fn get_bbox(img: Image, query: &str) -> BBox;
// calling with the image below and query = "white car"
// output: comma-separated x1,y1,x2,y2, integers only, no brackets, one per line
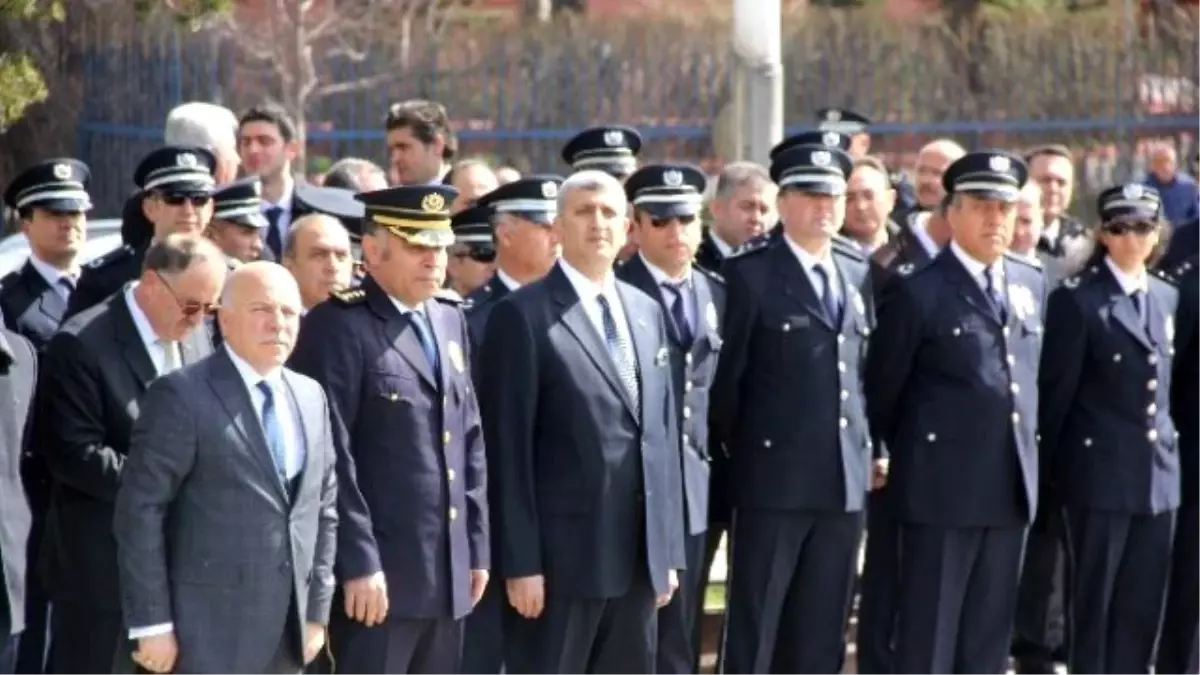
0,218,124,278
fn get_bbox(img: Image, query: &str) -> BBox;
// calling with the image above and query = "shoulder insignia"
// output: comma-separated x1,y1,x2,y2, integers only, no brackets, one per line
897,262,916,276
1150,266,1178,285
694,264,725,285
434,288,463,305
1062,276,1081,289
330,288,366,305
1171,257,1196,278
730,237,770,258
84,245,132,269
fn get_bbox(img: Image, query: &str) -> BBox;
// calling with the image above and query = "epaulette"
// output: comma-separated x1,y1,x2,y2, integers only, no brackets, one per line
1061,262,1102,290
1171,256,1197,278
1150,266,1178,285
893,259,930,277
433,288,463,305
730,237,770,258
330,287,366,305
84,244,133,270
832,235,868,261
694,264,725,285
1002,250,1042,272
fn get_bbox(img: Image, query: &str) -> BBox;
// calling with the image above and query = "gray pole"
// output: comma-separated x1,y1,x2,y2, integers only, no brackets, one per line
732,0,783,165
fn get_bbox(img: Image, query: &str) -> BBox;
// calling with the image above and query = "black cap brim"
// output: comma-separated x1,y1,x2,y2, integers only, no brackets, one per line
158,182,216,197
510,210,555,225
33,197,91,213
639,201,702,219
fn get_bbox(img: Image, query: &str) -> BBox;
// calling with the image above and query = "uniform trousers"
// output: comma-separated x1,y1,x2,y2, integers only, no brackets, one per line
857,487,901,674
657,529,707,674
721,509,863,674
330,612,463,674
1065,508,1175,674
894,524,1026,674
1158,501,1200,674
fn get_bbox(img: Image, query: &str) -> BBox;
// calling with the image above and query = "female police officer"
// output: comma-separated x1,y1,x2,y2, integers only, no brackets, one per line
1038,183,1180,674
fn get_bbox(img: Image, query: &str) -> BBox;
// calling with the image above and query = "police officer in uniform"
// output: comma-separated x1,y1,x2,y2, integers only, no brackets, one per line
712,143,877,673
615,163,725,674
1159,253,1199,675
463,176,563,347
1039,184,1180,674
67,146,217,317
751,130,853,249
206,176,270,264
287,184,489,674
865,151,1045,673
0,158,92,675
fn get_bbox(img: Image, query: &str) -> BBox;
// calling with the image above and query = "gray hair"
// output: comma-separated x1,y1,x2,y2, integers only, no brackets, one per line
323,157,386,192
164,102,238,151
556,170,627,217
713,161,771,201
283,214,350,259
142,233,224,275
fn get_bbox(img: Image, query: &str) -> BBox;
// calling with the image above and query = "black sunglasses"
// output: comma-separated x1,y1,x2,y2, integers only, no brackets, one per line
153,270,219,317
1102,220,1158,236
649,214,698,229
158,193,212,208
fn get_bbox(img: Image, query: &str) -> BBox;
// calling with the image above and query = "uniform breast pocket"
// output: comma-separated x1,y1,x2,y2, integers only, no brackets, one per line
756,312,815,364
367,371,427,409
931,317,992,371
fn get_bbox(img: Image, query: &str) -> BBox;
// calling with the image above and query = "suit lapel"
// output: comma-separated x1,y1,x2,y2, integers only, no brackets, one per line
281,371,315,510
21,263,67,326
428,301,464,385
1147,286,1167,347
364,277,438,389
774,244,835,331
206,351,289,506
549,266,635,416
691,272,721,355
621,256,686,347
111,291,159,389
835,256,864,334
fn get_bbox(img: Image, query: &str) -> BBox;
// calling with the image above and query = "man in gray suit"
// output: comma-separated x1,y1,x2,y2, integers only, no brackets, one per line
113,262,338,674
0,320,37,674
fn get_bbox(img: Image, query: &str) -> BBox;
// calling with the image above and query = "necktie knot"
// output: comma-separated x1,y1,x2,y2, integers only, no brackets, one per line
813,264,842,324
58,276,76,292
256,380,274,401
409,310,440,375
660,281,694,347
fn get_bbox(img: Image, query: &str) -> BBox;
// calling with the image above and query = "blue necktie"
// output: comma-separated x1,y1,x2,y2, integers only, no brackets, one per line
597,295,640,411
985,266,1008,323
814,265,842,325
409,311,440,377
256,381,288,484
661,281,694,347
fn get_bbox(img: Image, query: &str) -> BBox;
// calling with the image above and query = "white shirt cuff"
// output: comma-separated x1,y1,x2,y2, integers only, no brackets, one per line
129,622,174,639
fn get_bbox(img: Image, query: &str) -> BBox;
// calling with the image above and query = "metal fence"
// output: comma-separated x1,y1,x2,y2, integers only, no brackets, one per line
65,7,1200,217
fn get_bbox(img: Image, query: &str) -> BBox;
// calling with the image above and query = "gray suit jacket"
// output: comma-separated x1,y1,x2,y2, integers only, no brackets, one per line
113,349,338,673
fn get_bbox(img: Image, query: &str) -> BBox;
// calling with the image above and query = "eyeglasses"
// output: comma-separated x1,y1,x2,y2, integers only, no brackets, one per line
153,270,219,317
158,193,212,208
1102,220,1158,236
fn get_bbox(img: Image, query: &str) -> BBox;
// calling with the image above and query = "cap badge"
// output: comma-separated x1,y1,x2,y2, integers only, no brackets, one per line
827,109,842,122
603,130,624,147
663,169,683,187
1122,184,1144,200
421,192,446,213
822,132,840,148
52,163,72,180
177,152,198,168
812,150,832,167
988,155,1011,173
541,181,558,199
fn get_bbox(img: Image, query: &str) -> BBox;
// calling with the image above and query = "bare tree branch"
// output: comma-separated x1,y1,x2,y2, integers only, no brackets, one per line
312,70,402,98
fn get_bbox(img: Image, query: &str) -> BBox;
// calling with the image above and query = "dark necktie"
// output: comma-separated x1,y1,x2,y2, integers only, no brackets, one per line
409,311,440,378
814,264,842,326
985,265,1008,323
256,381,288,484
265,206,284,259
661,281,694,347
57,276,75,298
597,295,640,410
1131,288,1150,329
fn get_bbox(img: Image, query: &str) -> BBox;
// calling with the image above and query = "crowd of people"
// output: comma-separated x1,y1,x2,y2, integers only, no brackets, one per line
0,96,1196,675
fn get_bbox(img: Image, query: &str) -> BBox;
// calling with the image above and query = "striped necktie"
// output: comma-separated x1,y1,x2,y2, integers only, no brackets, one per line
596,294,639,411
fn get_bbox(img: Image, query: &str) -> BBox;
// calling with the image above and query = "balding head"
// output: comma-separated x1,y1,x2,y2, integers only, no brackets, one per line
218,261,303,373
914,139,967,209
282,214,354,310
1150,144,1178,183
136,233,227,342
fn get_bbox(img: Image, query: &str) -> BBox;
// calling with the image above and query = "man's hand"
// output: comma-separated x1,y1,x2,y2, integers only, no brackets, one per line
343,571,389,627
871,458,889,490
133,632,178,674
303,622,326,665
506,574,545,619
656,568,680,608
470,569,490,608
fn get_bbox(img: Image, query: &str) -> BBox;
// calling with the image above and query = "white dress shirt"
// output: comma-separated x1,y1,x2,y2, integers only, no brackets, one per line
558,259,634,352
1104,255,1149,296
638,253,696,335
949,241,1006,294
496,269,522,292
124,284,178,375
28,255,78,301
782,235,842,309
911,212,943,258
